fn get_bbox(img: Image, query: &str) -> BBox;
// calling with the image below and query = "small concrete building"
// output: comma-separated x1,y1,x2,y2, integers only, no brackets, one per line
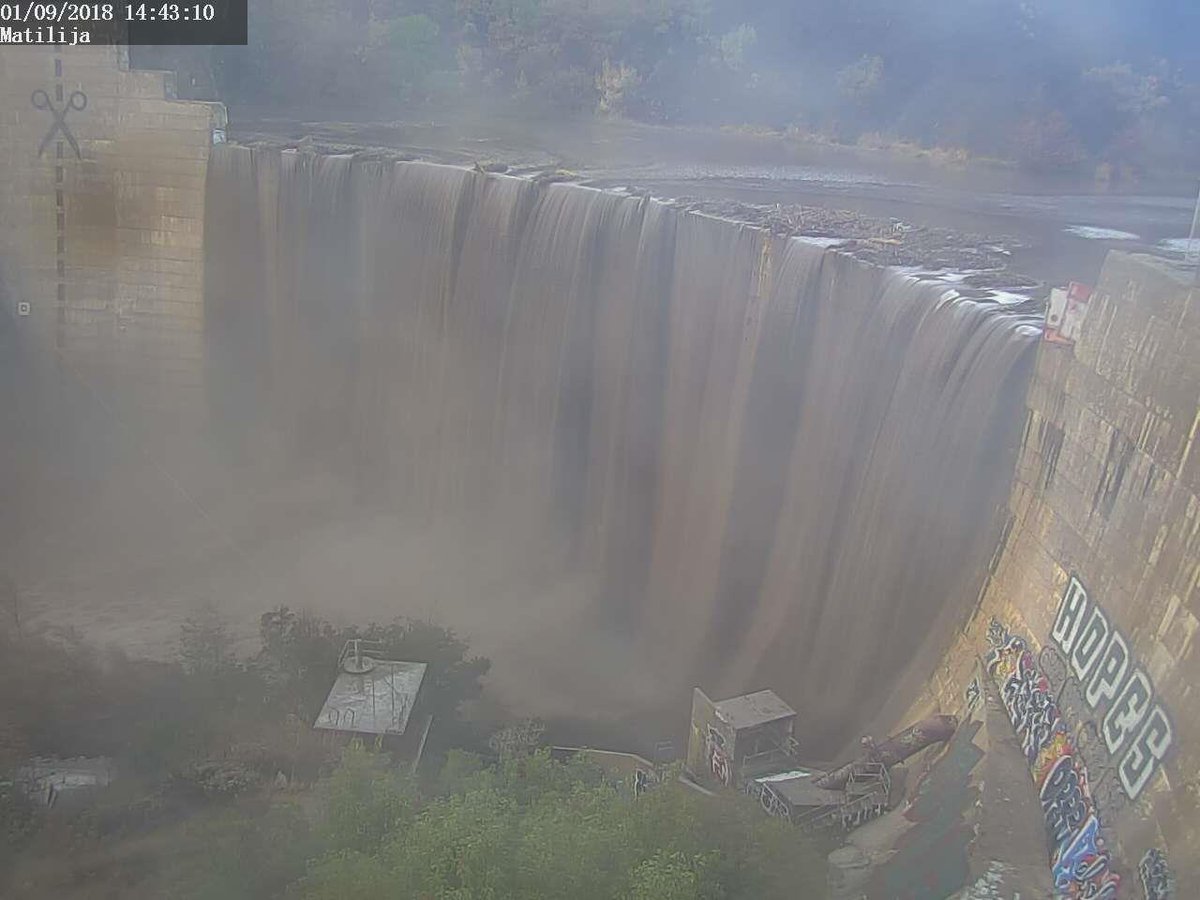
313,640,432,769
687,688,800,788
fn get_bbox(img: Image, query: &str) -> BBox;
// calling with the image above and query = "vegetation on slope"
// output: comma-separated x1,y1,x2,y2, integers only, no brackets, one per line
294,747,826,900
137,0,1200,177
0,612,827,898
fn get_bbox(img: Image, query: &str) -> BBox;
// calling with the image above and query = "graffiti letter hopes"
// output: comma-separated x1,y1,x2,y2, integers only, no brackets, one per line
1051,576,1173,801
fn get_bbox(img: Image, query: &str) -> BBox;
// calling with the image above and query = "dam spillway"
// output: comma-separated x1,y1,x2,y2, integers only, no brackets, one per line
204,147,1039,751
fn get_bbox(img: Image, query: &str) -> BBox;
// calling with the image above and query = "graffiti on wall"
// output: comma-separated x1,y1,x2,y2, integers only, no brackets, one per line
744,779,791,822
1039,644,1130,815
706,725,733,787
1048,576,1174,803
965,676,982,712
1138,848,1174,900
633,768,648,797
985,619,1121,898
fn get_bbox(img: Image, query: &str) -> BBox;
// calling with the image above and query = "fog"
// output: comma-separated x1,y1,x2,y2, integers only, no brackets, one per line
2,2,1197,897
140,0,1200,177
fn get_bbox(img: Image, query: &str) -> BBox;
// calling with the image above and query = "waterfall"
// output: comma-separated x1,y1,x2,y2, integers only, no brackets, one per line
205,147,1037,751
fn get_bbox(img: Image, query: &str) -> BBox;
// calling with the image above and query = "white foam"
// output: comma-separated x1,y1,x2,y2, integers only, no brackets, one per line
1160,237,1200,255
794,235,846,248
1064,225,1140,241
987,290,1031,306
757,769,815,782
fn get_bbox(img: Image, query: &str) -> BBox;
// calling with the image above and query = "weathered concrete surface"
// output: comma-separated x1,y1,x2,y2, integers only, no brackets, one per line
846,667,1052,900
313,659,427,737
910,252,1200,891
0,45,223,413
954,671,1057,898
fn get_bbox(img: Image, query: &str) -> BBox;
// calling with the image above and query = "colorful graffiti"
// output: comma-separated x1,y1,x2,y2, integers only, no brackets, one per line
986,619,1121,899
1038,644,1130,816
1138,848,1174,900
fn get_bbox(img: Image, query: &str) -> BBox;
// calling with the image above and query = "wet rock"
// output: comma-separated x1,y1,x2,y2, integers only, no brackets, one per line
652,193,1035,290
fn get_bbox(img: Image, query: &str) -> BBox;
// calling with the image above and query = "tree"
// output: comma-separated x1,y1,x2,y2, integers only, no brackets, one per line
315,744,417,854
837,54,884,105
1014,111,1086,171
718,24,757,74
366,12,443,98
297,748,829,899
179,610,238,677
134,0,1200,175
172,801,315,900
598,58,641,116
628,849,716,900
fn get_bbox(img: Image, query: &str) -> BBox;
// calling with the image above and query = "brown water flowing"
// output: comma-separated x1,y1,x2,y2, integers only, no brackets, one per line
204,147,1038,752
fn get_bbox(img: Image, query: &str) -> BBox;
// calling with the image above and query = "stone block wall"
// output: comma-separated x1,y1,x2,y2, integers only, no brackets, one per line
0,45,224,415
914,251,1199,894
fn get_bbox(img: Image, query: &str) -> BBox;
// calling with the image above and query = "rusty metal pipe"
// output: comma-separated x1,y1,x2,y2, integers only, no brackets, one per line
815,714,957,790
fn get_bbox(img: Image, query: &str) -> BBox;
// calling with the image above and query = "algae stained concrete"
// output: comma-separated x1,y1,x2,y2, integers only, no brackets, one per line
912,252,1200,889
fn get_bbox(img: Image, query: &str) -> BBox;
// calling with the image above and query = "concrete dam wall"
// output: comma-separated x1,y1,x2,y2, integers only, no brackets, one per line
204,146,1038,751
911,252,1200,894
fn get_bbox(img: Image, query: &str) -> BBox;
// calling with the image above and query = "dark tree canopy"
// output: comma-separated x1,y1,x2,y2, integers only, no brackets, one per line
136,0,1200,175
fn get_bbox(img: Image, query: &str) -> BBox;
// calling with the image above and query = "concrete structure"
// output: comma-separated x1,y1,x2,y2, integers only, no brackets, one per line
314,641,428,739
15,756,115,809
912,252,1200,896
312,640,432,771
0,45,224,414
314,659,428,738
748,767,847,823
549,747,660,797
687,688,800,788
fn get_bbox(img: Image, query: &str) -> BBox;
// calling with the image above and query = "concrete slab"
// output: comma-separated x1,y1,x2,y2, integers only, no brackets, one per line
712,689,796,731
313,659,427,736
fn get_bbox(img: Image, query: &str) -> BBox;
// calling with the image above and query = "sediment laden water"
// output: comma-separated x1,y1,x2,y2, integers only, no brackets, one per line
205,148,1038,749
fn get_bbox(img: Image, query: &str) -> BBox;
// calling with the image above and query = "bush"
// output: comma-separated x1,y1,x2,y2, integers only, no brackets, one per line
0,773,35,869
174,760,262,800
314,745,417,854
1014,111,1087,171
295,749,828,899
174,801,314,900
